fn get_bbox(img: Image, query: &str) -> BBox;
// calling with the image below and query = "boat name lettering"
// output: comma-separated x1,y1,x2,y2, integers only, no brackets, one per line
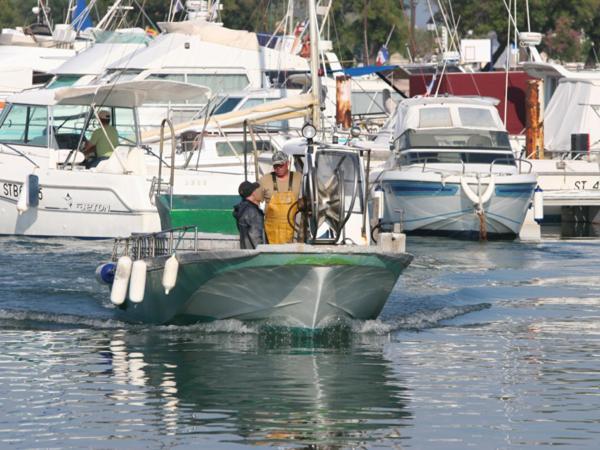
574,180,600,190
73,202,111,213
1,183,43,200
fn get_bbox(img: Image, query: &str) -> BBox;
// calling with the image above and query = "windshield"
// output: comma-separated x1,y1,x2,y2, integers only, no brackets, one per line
0,104,48,146
399,150,515,166
52,105,138,149
0,103,138,149
47,75,82,89
396,128,511,151
213,97,243,115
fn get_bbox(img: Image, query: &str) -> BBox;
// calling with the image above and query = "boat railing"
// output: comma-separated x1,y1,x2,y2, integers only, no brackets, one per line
511,158,533,174
111,226,240,261
112,226,198,261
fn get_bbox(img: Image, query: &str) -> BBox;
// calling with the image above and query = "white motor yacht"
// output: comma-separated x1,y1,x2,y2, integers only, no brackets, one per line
0,80,227,238
372,96,538,239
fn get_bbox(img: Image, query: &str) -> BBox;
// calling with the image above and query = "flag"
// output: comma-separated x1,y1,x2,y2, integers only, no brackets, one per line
375,45,389,66
72,0,92,31
173,0,184,13
425,73,437,96
145,26,158,37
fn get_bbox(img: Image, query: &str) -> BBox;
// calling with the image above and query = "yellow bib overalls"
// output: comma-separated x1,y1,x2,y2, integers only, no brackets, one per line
264,173,298,244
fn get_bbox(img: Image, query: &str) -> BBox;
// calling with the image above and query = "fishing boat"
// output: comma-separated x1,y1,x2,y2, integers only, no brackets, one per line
94,0,411,329
371,96,538,239
101,137,411,328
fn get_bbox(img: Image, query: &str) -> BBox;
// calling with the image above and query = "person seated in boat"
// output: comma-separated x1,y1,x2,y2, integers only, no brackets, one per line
233,180,265,249
83,110,119,168
259,150,302,244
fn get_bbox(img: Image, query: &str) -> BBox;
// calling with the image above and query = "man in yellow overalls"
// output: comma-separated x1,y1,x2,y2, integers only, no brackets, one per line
259,150,302,244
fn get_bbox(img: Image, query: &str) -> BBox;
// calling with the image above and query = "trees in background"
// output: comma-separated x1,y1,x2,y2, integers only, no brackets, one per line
1,0,600,64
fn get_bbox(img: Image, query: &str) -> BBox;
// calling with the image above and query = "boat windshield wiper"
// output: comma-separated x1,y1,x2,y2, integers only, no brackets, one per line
0,142,40,168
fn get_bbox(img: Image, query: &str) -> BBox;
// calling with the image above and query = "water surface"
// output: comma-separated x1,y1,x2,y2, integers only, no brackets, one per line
0,236,599,448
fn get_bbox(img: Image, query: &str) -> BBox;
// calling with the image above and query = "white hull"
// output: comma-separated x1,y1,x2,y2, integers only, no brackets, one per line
0,147,247,238
376,170,537,238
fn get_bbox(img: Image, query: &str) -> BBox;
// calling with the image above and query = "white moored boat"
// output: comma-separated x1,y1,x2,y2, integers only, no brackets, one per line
0,80,210,238
372,96,538,239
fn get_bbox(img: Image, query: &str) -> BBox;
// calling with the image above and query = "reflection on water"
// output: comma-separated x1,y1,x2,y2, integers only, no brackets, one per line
0,328,410,448
106,329,411,448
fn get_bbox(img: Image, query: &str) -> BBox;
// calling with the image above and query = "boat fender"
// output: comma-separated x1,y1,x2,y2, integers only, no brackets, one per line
110,255,132,306
128,260,147,303
460,176,495,206
373,188,385,220
16,174,40,214
479,176,495,204
460,177,480,205
162,254,179,295
95,262,116,285
533,185,544,222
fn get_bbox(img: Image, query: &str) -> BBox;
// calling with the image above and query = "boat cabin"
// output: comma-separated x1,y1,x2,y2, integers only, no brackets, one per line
391,96,517,169
0,80,210,171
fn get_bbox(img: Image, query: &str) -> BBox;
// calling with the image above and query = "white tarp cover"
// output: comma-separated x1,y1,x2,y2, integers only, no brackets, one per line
158,20,259,51
544,78,600,151
54,80,210,107
141,93,314,142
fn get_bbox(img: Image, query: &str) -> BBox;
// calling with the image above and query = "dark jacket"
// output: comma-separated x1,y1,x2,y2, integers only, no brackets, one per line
233,199,265,249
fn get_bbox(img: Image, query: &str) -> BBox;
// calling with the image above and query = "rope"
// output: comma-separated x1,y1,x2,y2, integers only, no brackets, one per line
476,207,488,241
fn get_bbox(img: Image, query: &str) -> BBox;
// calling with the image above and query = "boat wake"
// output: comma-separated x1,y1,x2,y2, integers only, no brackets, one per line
0,302,491,336
0,308,125,330
353,302,492,335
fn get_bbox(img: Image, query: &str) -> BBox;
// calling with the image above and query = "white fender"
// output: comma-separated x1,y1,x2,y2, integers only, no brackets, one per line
460,177,480,204
162,254,179,295
533,186,544,221
128,260,147,303
479,176,496,204
16,179,29,215
110,255,132,306
460,176,495,206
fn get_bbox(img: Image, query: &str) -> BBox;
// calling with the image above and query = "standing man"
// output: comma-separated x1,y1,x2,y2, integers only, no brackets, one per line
83,109,119,168
233,180,265,249
259,150,302,244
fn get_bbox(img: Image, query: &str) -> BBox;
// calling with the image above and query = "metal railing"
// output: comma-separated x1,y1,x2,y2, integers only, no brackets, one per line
111,226,240,261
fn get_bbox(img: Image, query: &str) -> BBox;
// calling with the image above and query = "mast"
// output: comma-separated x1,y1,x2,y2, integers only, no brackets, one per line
308,0,320,127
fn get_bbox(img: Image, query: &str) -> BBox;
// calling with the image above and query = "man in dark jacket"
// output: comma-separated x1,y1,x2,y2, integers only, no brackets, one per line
233,181,265,249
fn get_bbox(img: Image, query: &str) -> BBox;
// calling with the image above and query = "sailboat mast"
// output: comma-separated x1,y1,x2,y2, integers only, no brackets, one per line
308,0,320,127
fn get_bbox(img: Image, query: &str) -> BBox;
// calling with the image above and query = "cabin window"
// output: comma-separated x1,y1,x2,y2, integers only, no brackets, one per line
418,107,452,128
215,140,272,157
351,91,402,116
113,108,137,145
48,75,81,89
398,129,511,150
240,98,267,109
458,107,496,128
215,141,244,157
213,97,243,114
52,105,88,149
98,69,142,84
401,151,515,165
0,104,48,146
186,74,250,93
146,73,185,83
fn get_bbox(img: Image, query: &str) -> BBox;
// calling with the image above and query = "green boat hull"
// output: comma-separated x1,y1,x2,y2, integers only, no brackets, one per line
115,246,412,328
156,194,239,234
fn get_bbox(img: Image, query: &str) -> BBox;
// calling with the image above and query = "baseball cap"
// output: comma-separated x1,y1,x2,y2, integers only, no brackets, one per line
271,150,288,165
98,110,111,120
238,180,261,198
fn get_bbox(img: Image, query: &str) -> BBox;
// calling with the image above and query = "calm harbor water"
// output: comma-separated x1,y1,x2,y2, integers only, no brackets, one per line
1,235,599,449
